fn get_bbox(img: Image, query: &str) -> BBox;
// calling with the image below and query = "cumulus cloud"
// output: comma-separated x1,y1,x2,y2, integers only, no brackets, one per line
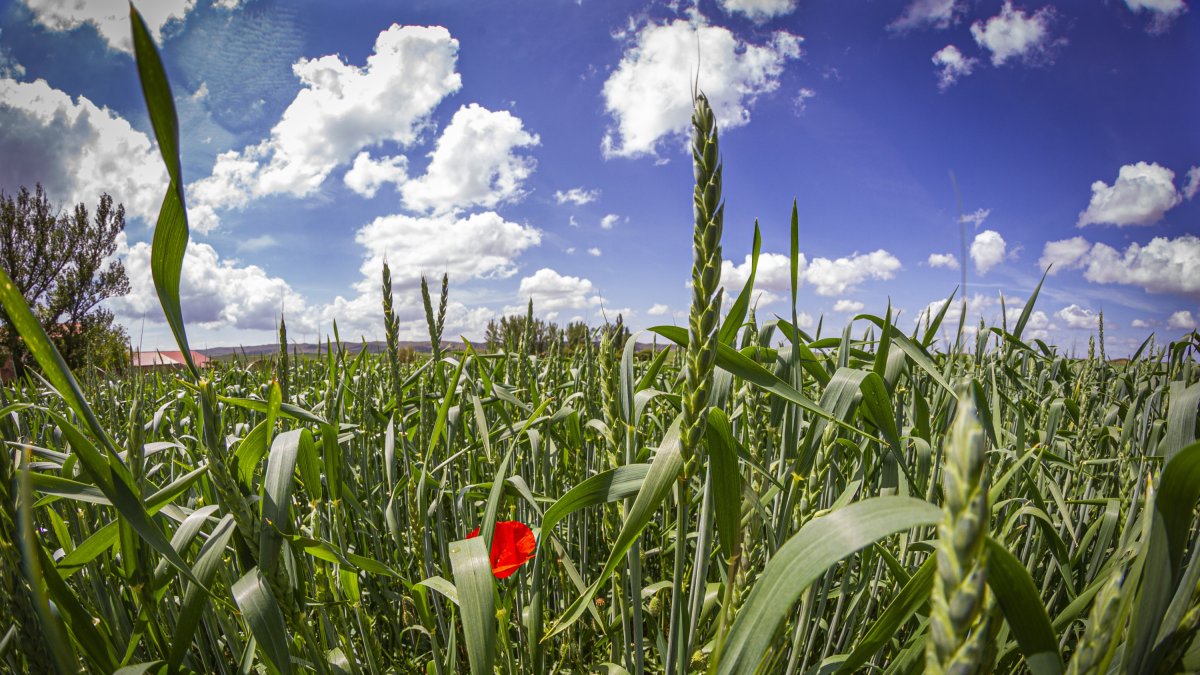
1041,235,1200,296
20,0,195,53
970,2,1060,66
806,250,902,296
588,247,602,257
400,103,538,213
833,299,865,313
717,0,797,21
600,214,621,230
1056,304,1100,330
970,230,1007,275
517,268,601,311
916,293,1054,340
722,252,799,294
1077,161,1183,227
1182,166,1200,201
1124,0,1188,33
1039,235,1091,272
113,239,311,332
928,252,960,269
602,18,802,158
1132,318,1151,329
932,45,977,89
648,303,670,316
1168,310,1197,330
188,25,463,230
353,211,541,295
0,78,167,222
916,293,995,328
890,0,966,31
315,210,542,338
554,187,599,205
343,152,408,198
721,249,899,297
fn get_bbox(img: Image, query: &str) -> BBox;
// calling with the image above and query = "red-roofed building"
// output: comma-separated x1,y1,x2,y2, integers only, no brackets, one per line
130,350,210,370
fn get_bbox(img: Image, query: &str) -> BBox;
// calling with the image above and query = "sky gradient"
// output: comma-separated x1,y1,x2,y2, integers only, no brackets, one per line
1,0,1197,355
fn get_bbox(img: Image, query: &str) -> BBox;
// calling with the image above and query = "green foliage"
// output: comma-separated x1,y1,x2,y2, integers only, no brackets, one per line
0,184,130,377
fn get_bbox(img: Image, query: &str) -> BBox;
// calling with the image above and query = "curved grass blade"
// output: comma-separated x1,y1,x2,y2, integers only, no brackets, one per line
449,536,495,675
130,4,197,377
232,567,292,675
985,537,1063,675
714,497,941,675
544,417,683,639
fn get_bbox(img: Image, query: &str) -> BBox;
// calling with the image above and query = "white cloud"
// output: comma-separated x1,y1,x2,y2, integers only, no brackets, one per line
343,151,408,198
970,2,1059,66
915,292,1055,339
792,88,816,116
400,103,539,214
1056,304,1100,330
1039,236,1091,272
554,187,599,205
717,0,797,21
21,0,195,54
353,211,541,295
113,239,311,332
569,215,580,228
722,252,799,294
721,249,899,297
318,210,542,339
932,45,977,89
0,78,167,222
1167,310,1197,330
588,247,602,257
602,18,802,158
890,0,966,31
648,303,670,316
1132,318,1151,329
916,293,995,330
1043,235,1200,296
517,268,601,311
805,250,902,296
960,207,991,228
970,230,1006,275
1077,161,1183,227
189,25,463,229
928,252,960,269
1182,166,1200,201
600,214,621,230
1124,0,1188,33
833,299,864,313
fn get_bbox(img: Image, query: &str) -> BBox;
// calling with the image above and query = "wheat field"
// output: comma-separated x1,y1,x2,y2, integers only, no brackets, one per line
1,7,1199,675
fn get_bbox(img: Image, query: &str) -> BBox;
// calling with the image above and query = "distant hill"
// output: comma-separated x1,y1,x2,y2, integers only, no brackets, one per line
200,338,670,358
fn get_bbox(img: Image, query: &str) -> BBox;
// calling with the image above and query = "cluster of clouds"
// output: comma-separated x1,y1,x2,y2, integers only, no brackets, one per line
6,0,1196,347
904,0,1186,91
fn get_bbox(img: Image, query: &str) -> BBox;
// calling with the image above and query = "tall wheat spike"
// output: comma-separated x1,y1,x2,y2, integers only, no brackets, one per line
927,383,991,674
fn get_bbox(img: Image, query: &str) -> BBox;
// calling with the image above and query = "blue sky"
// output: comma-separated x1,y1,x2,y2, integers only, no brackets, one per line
0,0,1197,354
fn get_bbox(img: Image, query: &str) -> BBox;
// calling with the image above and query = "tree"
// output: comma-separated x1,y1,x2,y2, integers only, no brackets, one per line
0,185,130,377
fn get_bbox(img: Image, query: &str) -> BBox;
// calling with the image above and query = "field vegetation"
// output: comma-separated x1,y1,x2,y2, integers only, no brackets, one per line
1,7,1199,675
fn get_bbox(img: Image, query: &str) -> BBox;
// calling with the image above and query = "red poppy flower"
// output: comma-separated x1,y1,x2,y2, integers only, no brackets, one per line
466,520,536,579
